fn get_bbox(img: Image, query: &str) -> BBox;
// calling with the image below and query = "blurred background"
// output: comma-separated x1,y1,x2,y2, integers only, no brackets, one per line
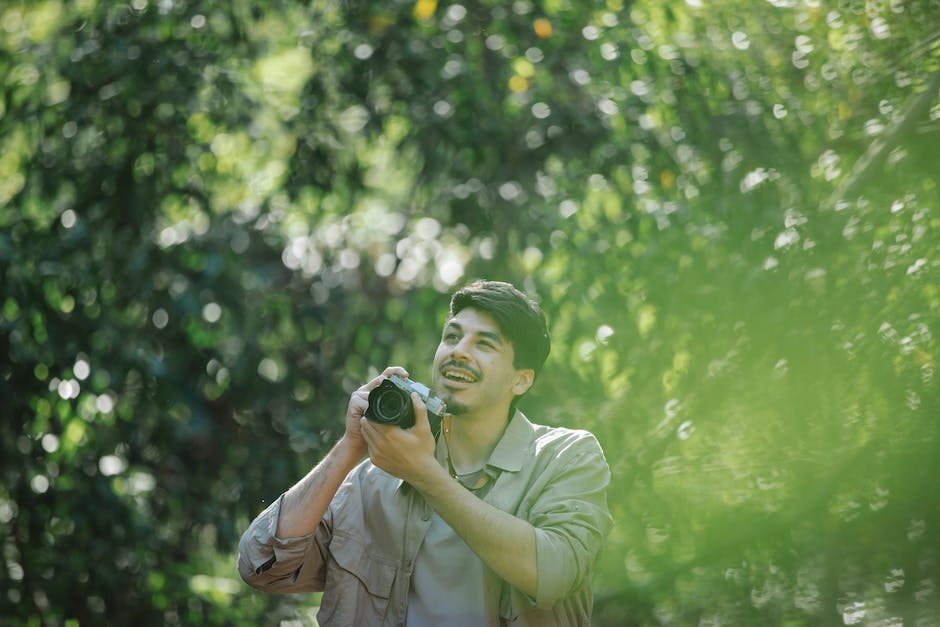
2,0,939,625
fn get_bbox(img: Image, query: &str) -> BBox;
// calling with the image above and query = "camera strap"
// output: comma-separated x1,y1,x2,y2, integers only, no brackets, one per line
442,415,490,491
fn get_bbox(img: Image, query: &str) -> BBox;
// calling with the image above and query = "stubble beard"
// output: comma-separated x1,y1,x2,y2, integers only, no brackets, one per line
434,372,473,417
440,390,470,416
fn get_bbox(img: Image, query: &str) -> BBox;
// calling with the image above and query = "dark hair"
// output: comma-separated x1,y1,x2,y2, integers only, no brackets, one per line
448,280,551,377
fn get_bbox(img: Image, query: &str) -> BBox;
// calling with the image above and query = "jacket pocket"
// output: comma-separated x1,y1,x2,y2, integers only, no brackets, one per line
317,531,398,626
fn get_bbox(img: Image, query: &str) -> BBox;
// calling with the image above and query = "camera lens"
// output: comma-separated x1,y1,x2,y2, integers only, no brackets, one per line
365,378,417,428
366,380,415,427
376,389,406,421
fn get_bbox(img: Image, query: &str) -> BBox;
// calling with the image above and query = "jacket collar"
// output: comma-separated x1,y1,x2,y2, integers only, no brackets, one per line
486,410,536,472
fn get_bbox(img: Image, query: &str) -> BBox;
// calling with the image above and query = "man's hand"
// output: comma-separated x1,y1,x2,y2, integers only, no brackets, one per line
274,366,408,539
360,392,441,484
343,366,409,460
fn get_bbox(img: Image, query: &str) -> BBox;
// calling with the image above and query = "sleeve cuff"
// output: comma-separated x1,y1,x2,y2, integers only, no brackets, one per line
238,495,318,581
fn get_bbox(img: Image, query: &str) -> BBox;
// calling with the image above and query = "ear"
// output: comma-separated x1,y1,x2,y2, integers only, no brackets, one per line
511,368,535,396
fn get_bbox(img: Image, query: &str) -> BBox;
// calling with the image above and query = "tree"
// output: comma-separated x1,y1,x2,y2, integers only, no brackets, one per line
2,0,938,624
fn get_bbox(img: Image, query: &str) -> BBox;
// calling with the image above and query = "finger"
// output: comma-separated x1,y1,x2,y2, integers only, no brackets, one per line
350,391,369,405
411,392,430,432
359,417,376,446
351,391,369,405
360,366,410,392
359,374,386,392
349,397,368,415
382,365,409,379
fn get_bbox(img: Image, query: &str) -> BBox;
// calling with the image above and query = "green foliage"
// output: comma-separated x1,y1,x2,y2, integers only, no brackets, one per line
2,0,939,624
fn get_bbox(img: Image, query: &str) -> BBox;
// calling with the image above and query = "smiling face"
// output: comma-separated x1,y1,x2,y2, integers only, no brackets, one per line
431,307,534,418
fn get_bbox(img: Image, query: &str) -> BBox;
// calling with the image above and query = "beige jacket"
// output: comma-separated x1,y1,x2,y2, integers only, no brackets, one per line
238,411,612,626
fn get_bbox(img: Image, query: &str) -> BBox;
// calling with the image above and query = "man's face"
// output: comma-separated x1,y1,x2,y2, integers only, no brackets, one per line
431,307,529,417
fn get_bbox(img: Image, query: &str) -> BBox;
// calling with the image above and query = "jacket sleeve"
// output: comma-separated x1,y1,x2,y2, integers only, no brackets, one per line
237,494,333,594
527,433,613,609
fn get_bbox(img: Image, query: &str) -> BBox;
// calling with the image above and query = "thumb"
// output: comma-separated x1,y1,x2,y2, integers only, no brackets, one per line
410,392,430,433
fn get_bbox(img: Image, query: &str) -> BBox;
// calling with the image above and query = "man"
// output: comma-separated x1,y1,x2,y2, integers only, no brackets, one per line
238,280,611,626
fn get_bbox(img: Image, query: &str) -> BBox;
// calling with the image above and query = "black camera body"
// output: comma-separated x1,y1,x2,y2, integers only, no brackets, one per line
365,375,447,430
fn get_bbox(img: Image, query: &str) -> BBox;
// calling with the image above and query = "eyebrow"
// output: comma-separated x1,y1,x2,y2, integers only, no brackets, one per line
444,321,505,346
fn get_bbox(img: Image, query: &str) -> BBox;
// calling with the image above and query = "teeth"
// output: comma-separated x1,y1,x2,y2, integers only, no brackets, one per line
444,369,475,382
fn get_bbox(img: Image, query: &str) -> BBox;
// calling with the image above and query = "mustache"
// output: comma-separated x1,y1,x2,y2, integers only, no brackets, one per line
440,360,481,379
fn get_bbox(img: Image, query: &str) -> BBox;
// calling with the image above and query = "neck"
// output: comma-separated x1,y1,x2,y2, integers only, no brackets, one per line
447,403,512,473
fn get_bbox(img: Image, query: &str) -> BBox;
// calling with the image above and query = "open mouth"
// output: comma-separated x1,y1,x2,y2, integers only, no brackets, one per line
442,365,478,384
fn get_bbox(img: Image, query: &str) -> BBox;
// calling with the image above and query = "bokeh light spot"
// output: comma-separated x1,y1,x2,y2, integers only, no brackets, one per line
413,0,437,21
533,18,552,39
202,302,222,323
99,455,126,477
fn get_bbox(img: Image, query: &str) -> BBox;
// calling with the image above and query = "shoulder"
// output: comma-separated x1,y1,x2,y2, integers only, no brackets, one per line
529,419,603,450
527,419,607,463
490,411,609,479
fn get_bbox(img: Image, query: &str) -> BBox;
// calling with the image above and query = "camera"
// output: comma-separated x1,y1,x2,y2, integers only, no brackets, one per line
365,375,447,430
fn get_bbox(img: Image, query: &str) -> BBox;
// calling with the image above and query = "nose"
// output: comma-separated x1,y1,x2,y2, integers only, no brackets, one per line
449,336,472,361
